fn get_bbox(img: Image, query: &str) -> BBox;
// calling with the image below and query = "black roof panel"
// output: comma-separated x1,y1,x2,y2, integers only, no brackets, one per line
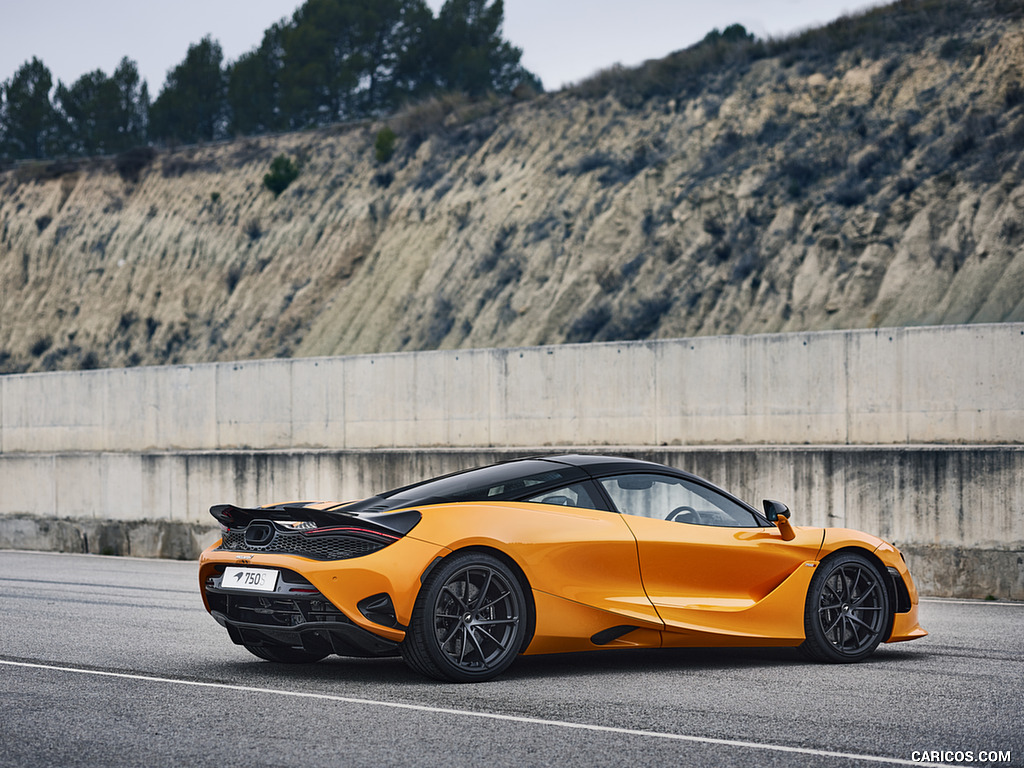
544,454,672,471
337,454,704,515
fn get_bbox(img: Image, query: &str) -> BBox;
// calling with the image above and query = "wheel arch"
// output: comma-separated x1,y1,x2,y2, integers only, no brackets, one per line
419,544,537,653
821,543,886,571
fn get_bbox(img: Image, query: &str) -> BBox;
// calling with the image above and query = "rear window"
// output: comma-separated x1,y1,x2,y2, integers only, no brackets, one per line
380,460,587,506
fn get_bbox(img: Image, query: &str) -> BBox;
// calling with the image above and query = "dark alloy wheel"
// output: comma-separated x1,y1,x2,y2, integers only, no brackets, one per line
243,643,328,663
801,552,891,663
402,552,528,682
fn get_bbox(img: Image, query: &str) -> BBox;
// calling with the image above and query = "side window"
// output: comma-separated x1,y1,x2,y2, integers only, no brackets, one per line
481,471,570,499
597,474,759,527
523,482,602,511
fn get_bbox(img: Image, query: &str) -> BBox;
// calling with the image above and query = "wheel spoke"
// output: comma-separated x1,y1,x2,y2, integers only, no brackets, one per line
475,625,507,650
823,611,843,635
823,581,843,604
439,620,461,646
478,589,512,612
839,617,854,649
848,613,875,632
852,586,878,607
843,614,860,651
830,575,843,603
834,616,845,647
474,570,494,610
847,567,863,599
441,584,467,610
467,627,489,664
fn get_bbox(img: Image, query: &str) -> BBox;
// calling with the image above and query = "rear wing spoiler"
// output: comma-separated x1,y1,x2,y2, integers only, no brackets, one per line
209,503,422,536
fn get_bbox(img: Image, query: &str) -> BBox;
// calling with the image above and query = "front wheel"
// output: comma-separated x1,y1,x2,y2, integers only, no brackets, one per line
402,552,528,682
801,552,891,663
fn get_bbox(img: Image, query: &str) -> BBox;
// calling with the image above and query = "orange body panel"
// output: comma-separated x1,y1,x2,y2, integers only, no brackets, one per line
655,561,820,646
621,516,824,633
890,609,927,642
526,591,663,654
406,501,664,628
872,538,927,642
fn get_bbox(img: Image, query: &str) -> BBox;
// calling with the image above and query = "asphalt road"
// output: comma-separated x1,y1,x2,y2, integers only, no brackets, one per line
0,551,1020,768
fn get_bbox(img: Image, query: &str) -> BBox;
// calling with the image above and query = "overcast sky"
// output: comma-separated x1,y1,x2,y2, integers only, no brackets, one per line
0,0,886,95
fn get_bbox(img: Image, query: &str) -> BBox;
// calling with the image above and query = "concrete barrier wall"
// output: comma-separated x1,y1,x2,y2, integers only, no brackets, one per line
2,445,1021,546
3,323,1023,453
3,324,1022,598
1,446,1021,598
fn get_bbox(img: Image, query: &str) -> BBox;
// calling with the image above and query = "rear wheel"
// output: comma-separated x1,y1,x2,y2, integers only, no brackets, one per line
801,552,891,663
243,643,328,663
402,552,528,682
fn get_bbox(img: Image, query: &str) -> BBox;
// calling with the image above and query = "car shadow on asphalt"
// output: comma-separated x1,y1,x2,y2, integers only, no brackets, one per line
195,643,930,687
503,643,931,680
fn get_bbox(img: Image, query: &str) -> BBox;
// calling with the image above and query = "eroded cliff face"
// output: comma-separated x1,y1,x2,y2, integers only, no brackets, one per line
2,19,1023,373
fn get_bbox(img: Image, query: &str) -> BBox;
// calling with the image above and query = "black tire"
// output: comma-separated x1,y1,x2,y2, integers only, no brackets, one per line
243,643,328,664
401,552,528,682
801,552,891,663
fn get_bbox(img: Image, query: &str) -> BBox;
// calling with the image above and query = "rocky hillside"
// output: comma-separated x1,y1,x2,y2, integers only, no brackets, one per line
2,1,1023,373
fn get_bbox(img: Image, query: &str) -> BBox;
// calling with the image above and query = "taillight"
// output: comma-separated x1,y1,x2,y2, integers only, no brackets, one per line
305,526,399,541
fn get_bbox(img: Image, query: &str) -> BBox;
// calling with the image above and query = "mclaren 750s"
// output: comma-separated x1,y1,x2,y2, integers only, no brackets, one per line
199,454,925,682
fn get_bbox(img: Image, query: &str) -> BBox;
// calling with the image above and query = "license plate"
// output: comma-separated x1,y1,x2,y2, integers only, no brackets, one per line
221,567,279,592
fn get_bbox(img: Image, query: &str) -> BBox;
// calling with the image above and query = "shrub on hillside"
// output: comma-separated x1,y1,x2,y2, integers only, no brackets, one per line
14,160,79,184
573,24,761,104
115,146,156,183
263,154,299,197
374,127,397,163
393,93,467,143
245,218,263,241
30,336,53,357
566,304,612,343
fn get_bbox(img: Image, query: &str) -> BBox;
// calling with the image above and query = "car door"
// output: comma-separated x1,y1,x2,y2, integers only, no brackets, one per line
515,480,663,627
596,473,824,639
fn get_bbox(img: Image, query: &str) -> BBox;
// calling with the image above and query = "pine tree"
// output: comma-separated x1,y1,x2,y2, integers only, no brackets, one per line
1,57,59,159
53,60,146,157
150,36,226,143
228,23,286,136
278,0,434,127
428,0,539,97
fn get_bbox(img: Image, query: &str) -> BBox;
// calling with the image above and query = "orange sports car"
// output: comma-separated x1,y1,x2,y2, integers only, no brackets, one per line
199,454,926,681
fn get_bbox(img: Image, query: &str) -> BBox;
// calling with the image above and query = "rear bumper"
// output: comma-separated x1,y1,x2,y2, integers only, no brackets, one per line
200,535,451,644
204,574,400,657
210,606,399,657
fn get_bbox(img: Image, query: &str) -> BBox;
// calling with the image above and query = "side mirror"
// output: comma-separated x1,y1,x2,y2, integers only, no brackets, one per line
763,500,790,522
763,500,796,541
